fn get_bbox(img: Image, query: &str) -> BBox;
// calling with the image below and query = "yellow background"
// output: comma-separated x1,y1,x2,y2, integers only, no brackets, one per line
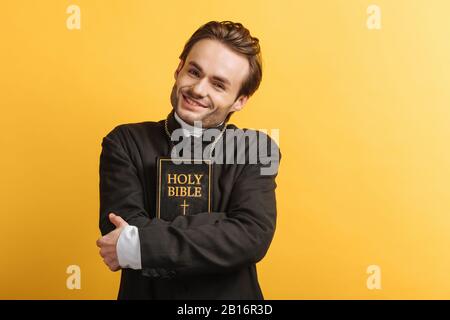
1,0,450,299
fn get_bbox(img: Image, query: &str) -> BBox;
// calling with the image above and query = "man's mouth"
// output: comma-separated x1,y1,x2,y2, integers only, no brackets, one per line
182,93,208,108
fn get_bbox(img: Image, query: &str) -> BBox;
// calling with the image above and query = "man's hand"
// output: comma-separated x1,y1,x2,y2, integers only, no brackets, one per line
96,213,129,272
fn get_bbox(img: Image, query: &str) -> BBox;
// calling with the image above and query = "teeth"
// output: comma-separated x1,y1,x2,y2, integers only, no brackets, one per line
185,95,201,106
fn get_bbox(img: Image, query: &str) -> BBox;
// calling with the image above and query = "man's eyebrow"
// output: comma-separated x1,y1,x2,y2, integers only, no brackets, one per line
188,61,231,86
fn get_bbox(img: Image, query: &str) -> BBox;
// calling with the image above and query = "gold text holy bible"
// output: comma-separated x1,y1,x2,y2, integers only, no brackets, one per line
156,157,212,221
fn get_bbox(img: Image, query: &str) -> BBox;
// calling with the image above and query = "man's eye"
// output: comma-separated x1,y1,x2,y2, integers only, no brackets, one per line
214,83,225,90
188,69,200,77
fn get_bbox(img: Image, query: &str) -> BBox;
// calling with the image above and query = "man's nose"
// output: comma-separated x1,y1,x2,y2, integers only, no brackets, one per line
191,78,208,98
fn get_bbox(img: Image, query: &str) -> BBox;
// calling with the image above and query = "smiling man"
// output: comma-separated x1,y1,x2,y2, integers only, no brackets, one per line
97,21,281,299
172,38,249,127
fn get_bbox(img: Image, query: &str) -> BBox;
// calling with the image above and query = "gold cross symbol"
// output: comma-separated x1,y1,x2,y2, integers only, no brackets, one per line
180,199,189,215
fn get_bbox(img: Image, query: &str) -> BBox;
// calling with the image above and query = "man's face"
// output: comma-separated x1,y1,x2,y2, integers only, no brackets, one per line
170,39,249,127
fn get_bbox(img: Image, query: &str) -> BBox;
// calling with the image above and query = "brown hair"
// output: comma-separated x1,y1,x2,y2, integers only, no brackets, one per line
179,20,263,100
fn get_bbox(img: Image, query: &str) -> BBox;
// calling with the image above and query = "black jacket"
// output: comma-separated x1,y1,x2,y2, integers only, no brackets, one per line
99,110,281,299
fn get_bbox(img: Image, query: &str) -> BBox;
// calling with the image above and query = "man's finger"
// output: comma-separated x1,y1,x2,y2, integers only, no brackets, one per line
100,247,115,257
109,213,128,228
109,262,120,272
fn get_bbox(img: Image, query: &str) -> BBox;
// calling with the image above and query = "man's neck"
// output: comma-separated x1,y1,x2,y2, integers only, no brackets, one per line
174,111,224,137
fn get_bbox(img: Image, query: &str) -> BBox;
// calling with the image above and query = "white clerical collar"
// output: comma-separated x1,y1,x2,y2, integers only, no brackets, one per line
174,111,223,137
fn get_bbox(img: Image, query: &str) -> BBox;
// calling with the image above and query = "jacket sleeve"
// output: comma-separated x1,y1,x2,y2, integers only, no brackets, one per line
138,147,281,278
99,126,152,236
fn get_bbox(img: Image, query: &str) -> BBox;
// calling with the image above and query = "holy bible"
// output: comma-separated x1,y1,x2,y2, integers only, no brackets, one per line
156,157,212,221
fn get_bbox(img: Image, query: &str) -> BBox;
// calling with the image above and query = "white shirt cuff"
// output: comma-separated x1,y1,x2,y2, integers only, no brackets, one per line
116,225,142,270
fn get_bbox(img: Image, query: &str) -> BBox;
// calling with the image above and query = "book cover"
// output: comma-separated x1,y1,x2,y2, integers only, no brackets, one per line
156,157,212,221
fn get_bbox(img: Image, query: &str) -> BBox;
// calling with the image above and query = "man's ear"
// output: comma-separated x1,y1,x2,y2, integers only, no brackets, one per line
174,59,184,80
230,95,249,112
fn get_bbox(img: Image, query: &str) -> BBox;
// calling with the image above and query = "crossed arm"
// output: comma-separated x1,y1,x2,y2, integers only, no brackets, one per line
97,127,280,278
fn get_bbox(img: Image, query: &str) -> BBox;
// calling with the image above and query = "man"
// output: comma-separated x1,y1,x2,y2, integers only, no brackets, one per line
97,20,281,299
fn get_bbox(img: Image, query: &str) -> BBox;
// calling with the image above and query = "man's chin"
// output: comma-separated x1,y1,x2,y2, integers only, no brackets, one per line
176,108,207,125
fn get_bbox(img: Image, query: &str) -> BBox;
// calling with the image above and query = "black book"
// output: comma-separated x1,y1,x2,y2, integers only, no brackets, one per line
156,157,212,221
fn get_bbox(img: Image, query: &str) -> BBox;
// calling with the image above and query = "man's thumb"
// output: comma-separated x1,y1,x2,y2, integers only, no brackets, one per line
109,213,128,228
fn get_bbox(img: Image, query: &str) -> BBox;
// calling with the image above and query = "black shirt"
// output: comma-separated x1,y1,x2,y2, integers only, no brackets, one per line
99,110,281,299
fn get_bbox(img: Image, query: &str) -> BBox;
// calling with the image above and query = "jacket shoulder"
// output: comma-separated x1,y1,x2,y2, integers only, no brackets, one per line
101,120,165,152
104,120,162,140
108,120,162,135
225,124,280,153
